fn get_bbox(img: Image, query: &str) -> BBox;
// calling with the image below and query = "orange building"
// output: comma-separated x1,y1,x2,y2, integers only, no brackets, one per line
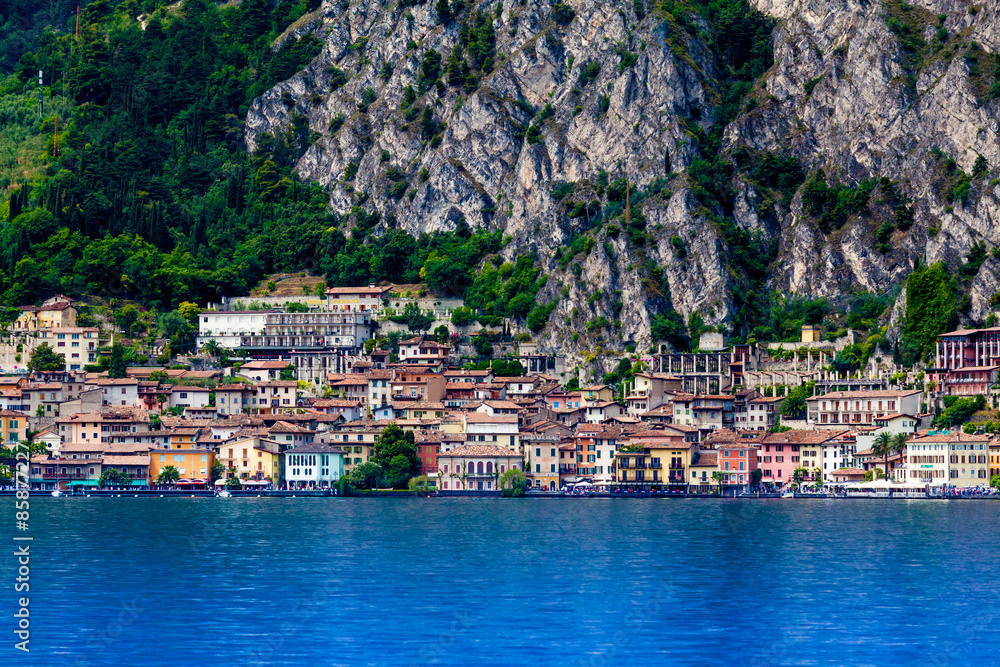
718,444,759,494
149,448,215,487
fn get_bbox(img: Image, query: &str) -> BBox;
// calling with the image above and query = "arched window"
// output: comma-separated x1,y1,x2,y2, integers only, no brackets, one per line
477,461,484,474
486,461,493,474
468,461,475,474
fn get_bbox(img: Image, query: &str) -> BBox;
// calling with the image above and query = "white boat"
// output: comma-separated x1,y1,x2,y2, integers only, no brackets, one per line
781,491,795,498
216,490,231,498
51,490,63,497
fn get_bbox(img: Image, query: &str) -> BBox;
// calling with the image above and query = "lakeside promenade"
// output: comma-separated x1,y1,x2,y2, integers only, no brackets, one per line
8,488,999,499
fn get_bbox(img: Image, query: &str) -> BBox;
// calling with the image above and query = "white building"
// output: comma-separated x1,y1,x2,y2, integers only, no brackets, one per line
282,443,346,488
584,401,626,424
464,413,520,454
94,379,140,407
806,390,923,429
196,311,274,349
900,432,990,487
168,386,213,410
325,285,392,313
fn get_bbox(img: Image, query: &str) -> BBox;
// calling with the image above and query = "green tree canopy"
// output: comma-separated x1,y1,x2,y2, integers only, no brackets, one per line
27,343,65,371
371,423,420,485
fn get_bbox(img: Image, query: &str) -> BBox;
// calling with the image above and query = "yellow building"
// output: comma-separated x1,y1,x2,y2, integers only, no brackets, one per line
150,448,215,484
326,422,384,472
14,296,78,331
0,410,27,446
990,442,1000,479
801,325,822,343
524,435,562,491
217,436,282,484
615,430,696,489
581,385,615,404
688,450,720,493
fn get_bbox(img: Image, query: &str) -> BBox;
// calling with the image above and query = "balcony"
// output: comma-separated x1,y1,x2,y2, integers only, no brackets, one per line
668,474,685,484
38,472,94,480
668,464,685,470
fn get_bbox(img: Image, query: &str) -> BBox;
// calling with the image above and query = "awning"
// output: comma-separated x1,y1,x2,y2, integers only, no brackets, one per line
67,480,99,486
241,480,270,486
213,479,227,486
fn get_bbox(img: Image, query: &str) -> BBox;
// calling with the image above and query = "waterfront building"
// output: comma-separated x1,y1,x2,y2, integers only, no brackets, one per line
718,444,759,494
757,430,847,487
991,441,1000,480
218,436,283,485
149,448,215,486
571,423,629,486
524,434,561,491
615,428,693,490
282,443,346,488
99,455,151,488
901,432,990,486
436,444,522,491
688,450,719,493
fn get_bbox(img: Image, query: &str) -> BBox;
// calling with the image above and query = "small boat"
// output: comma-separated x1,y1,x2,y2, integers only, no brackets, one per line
216,490,231,498
781,491,795,498
51,490,63,497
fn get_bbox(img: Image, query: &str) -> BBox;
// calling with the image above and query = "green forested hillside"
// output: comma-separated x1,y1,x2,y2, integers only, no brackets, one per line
0,0,521,316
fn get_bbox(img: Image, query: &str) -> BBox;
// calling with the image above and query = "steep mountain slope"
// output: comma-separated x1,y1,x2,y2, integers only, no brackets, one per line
246,0,1000,363
245,0,760,354
733,0,1000,298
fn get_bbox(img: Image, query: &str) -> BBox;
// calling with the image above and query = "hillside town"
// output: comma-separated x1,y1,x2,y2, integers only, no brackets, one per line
3,289,999,498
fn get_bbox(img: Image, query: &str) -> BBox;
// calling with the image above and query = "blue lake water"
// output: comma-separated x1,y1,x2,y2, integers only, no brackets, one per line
4,497,1000,666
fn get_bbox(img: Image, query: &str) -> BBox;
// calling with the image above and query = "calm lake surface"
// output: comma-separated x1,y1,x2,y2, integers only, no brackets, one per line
5,497,1000,666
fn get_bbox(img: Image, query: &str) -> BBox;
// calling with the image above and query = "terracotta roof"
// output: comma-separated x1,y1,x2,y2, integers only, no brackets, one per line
811,390,922,399
102,455,150,466
438,444,521,458
909,431,989,443
283,443,348,454
325,286,391,295
693,452,718,466
312,399,363,408
762,430,849,444
59,442,110,452
464,413,518,424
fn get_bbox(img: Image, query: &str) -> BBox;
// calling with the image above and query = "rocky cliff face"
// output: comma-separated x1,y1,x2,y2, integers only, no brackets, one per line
246,0,1000,373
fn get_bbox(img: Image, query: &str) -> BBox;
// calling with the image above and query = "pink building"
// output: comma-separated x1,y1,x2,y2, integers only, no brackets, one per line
757,430,847,488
